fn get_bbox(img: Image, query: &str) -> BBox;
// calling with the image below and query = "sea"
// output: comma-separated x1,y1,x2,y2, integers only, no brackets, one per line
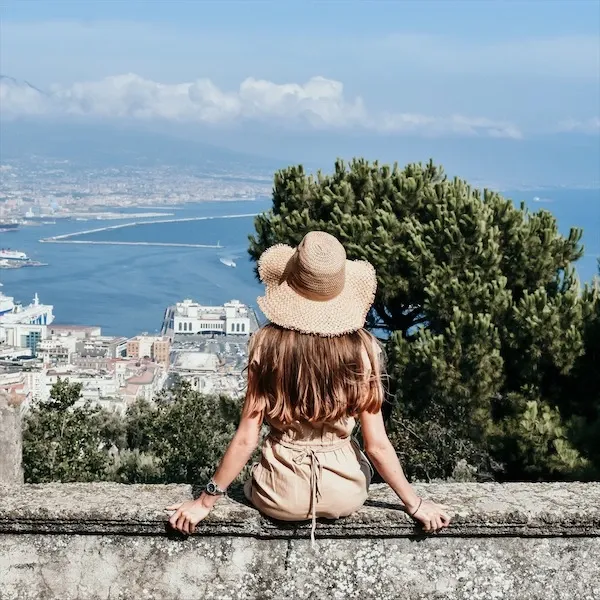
0,190,598,338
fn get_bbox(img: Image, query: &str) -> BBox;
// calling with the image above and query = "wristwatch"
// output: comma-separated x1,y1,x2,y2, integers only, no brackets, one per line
204,479,227,496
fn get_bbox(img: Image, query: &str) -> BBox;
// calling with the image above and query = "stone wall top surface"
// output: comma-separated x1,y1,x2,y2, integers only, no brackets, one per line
1,481,598,538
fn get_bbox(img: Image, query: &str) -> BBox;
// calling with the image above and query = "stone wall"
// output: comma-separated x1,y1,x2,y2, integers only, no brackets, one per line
1,481,599,600
0,395,24,486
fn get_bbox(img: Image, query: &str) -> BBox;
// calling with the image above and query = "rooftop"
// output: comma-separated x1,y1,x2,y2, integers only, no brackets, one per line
49,324,101,332
173,351,218,372
126,366,159,385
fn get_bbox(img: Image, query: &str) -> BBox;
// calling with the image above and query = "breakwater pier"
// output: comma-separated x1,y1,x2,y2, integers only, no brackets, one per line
39,213,259,247
42,240,222,248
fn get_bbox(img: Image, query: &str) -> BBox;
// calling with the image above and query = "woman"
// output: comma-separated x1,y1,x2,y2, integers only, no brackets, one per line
165,231,451,541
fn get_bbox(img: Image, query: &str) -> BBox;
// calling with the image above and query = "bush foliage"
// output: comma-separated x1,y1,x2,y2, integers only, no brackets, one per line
23,378,250,485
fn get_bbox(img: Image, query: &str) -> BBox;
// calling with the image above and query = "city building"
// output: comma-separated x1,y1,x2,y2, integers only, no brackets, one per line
0,365,47,408
0,367,29,405
171,351,219,392
76,335,128,360
43,359,168,414
70,355,113,371
163,299,252,337
37,337,75,365
120,361,167,404
0,346,33,361
48,325,102,339
37,325,127,367
126,335,171,366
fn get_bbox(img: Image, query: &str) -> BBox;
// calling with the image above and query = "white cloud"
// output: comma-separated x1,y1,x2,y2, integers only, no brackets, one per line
556,117,600,134
378,113,522,139
0,73,521,138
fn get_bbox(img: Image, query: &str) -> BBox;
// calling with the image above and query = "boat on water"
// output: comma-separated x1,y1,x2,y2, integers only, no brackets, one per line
0,259,48,269
0,289,54,324
0,221,19,232
0,249,29,261
0,290,15,315
220,258,237,268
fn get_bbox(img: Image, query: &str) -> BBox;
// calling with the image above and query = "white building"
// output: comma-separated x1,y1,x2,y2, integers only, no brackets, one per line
76,336,128,360
0,346,33,360
165,299,251,336
0,367,47,409
121,362,168,404
43,359,167,414
48,325,102,339
37,336,79,365
37,325,127,367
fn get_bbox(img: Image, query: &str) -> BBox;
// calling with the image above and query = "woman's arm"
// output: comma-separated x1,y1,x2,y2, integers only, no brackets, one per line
359,408,421,512
196,401,263,509
165,399,263,533
359,408,451,532
200,343,265,508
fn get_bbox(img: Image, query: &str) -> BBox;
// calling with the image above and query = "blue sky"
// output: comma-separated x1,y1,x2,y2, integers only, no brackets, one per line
3,0,599,36
1,0,599,185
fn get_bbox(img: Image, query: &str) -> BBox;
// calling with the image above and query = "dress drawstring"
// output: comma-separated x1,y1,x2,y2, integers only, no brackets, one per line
269,435,353,547
293,449,323,546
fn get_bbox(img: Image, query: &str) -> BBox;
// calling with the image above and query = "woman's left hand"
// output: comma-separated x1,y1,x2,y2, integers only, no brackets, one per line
164,499,211,534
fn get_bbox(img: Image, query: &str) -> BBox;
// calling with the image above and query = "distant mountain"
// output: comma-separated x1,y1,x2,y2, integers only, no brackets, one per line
0,74,291,176
0,74,47,95
0,117,287,177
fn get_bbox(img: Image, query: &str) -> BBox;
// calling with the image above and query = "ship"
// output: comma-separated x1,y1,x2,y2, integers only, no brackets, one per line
219,258,237,268
0,288,15,316
0,249,29,261
0,221,19,232
0,288,54,325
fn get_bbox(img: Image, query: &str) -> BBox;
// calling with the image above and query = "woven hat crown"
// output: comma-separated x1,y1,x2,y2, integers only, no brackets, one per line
284,231,346,301
256,229,377,336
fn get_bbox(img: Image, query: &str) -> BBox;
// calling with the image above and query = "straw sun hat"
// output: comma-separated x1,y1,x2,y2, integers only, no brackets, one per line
257,231,377,336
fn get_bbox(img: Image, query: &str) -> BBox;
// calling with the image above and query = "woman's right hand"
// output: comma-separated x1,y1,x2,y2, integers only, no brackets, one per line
406,498,452,532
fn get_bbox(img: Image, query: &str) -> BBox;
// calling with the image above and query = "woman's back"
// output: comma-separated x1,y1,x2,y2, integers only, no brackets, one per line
242,318,382,539
166,231,451,542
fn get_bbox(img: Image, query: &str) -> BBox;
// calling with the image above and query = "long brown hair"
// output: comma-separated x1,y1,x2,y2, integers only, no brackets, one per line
245,324,384,424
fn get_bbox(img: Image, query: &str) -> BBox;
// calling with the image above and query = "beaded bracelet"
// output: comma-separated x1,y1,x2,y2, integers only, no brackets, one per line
409,497,423,517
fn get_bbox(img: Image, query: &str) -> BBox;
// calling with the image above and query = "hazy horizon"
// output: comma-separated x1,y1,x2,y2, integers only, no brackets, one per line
1,0,599,188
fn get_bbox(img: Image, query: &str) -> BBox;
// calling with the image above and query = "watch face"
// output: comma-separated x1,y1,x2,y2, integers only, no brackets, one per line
206,482,217,494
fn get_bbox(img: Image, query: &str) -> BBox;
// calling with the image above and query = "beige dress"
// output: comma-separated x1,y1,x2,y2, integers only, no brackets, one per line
244,415,373,543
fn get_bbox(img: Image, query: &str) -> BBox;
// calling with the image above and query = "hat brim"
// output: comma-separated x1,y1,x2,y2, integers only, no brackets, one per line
257,244,377,336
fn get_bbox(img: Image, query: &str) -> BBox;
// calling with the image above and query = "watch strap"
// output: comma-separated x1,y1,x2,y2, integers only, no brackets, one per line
205,479,226,496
